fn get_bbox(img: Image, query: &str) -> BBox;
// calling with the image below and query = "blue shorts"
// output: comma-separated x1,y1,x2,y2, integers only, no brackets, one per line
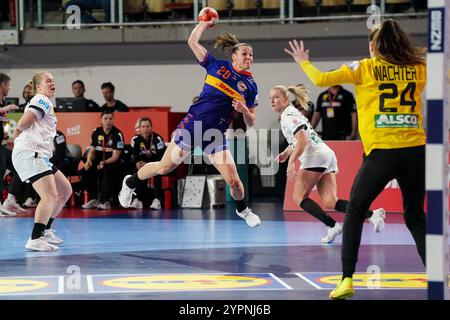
173,113,228,155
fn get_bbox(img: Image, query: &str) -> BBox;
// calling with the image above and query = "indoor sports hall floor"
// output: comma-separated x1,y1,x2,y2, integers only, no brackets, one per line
0,200,448,300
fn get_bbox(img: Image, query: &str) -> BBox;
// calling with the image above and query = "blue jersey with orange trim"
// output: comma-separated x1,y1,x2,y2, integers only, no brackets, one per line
187,52,258,132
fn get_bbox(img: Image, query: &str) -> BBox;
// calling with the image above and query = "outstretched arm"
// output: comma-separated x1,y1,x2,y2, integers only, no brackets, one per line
0,104,19,113
188,21,215,62
284,40,357,87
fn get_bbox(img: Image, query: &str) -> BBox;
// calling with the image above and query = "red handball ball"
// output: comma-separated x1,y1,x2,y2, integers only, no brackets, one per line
198,7,219,25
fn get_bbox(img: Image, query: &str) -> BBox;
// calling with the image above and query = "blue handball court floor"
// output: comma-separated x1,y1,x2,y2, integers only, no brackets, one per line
0,200,448,301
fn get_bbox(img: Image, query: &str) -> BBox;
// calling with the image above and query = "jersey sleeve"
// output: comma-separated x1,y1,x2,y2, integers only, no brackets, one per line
113,131,125,150
90,129,97,147
155,134,166,161
246,83,258,108
130,135,140,163
198,52,220,71
155,134,166,151
284,112,308,136
300,60,363,87
27,94,52,119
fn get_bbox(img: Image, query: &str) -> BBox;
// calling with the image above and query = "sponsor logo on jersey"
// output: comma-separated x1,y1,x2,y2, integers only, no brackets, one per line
375,114,419,128
38,99,50,110
237,81,247,92
205,75,243,101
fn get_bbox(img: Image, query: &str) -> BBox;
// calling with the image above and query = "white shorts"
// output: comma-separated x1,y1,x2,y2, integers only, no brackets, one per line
300,151,339,174
12,149,56,183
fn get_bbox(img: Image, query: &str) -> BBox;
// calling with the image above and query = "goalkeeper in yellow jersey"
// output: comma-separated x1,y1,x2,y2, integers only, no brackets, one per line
285,19,426,300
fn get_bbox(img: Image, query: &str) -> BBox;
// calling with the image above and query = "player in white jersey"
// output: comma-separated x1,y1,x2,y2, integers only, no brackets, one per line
12,72,72,252
271,85,385,243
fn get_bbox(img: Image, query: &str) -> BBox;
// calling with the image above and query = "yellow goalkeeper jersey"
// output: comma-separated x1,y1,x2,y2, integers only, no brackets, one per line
300,57,426,155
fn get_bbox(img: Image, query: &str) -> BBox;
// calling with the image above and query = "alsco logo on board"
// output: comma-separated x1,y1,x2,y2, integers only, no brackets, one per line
428,8,445,53
375,114,419,128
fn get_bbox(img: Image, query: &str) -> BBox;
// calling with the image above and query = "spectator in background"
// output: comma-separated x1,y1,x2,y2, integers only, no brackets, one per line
72,80,99,112
311,85,357,140
50,130,73,178
81,110,125,210
18,83,33,112
0,73,19,216
129,117,166,210
100,82,129,112
64,0,111,24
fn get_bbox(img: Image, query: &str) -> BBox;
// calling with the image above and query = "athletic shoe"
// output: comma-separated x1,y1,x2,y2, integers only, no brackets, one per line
149,199,161,210
118,175,136,208
329,277,355,300
0,204,17,216
25,237,58,252
23,197,38,208
97,201,111,210
130,198,143,209
321,222,343,244
236,207,261,227
44,229,63,245
369,208,386,233
3,198,27,213
81,199,99,209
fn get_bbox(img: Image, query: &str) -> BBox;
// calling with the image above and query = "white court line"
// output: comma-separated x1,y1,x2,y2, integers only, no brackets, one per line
58,276,64,294
295,273,323,290
268,273,292,290
86,275,94,293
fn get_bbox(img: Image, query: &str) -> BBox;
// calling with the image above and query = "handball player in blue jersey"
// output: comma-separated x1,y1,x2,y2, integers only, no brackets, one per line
119,20,261,227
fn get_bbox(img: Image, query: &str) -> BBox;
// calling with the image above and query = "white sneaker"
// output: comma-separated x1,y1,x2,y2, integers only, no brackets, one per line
4,198,26,213
25,237,58,252
81,199,99,209
44,229,64,245
236,207,261,227
23,197,38,208
0,203,17,216
369,208,386,233
118,175,136,208
97,201,111,210
130,198,143,209
149,199,161,210
321,222,343,244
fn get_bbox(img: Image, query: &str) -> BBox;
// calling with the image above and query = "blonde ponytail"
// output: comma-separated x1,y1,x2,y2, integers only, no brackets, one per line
287,84,309,111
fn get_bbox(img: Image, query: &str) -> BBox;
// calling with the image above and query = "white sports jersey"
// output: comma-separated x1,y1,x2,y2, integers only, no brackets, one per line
280,105,332,161
14,94,57,158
